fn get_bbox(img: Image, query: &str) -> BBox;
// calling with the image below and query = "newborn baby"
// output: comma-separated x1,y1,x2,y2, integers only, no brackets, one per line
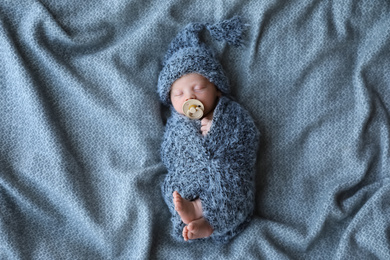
158,17,260,243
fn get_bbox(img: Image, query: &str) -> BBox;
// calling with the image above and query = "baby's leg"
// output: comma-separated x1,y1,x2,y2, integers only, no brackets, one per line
173,191,202,224
183,217,214,241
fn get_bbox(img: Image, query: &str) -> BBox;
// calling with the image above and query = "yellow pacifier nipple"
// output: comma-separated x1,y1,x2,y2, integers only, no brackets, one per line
182,99,204,120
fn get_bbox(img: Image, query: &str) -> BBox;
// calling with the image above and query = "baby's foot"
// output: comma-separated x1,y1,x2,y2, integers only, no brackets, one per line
183,217,214,241
173,191,202,224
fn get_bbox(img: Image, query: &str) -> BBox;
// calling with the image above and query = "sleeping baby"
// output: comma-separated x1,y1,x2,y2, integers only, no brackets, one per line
158,17,260,243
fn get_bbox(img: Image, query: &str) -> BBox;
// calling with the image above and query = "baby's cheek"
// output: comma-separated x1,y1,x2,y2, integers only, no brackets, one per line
171,99,184,114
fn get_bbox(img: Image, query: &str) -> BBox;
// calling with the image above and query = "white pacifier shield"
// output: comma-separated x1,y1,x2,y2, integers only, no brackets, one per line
182,99,204,120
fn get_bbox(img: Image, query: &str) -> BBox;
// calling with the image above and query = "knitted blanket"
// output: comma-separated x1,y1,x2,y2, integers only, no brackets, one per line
1,1,390,259
161,96,260,243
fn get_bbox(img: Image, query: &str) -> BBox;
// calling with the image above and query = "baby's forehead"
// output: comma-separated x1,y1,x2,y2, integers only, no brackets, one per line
171,73,211,89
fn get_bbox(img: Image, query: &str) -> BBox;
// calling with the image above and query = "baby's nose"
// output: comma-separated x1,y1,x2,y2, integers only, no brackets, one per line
185,94,196,101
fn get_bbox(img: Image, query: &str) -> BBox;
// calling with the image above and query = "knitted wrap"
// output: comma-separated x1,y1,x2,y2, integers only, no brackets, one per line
160,96,260,243
157,16,247,105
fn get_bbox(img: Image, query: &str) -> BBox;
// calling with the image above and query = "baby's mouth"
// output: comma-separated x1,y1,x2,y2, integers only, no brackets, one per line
182,99,204,120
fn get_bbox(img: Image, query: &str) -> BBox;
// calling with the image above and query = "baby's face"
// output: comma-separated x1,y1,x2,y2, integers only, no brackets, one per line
170,73,221,117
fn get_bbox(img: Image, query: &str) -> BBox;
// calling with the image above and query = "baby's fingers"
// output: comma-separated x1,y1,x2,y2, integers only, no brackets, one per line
200,127,208,136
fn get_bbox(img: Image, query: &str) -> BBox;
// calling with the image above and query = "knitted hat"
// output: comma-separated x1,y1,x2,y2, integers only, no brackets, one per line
157,16,247,105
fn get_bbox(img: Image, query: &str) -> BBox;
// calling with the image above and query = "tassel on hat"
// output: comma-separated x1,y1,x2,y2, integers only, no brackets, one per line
206,16,247,46
158,16,247,106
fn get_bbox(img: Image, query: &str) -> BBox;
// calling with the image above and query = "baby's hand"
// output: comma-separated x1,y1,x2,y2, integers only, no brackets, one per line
200,113,213,136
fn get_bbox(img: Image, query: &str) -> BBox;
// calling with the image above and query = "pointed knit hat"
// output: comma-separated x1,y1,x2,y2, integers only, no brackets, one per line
157,16,247,105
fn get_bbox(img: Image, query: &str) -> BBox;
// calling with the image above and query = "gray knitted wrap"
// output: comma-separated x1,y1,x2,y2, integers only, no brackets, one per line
157,16,246,105
160,96,260,243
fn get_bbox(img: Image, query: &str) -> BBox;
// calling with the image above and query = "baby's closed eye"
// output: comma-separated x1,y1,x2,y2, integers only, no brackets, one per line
172,91,183,97
194,85,206,92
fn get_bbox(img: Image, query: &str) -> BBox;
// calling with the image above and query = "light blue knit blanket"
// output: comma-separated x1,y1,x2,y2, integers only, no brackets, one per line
1,1,389,259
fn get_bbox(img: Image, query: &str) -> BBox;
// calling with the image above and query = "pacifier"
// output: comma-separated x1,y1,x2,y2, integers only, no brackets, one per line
182,99,204,120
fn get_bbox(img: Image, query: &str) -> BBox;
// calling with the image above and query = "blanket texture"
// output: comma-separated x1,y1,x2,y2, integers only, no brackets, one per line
1,0,390,259
161,96,260,243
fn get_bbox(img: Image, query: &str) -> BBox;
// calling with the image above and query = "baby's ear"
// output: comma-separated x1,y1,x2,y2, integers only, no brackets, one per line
217,90,222,97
